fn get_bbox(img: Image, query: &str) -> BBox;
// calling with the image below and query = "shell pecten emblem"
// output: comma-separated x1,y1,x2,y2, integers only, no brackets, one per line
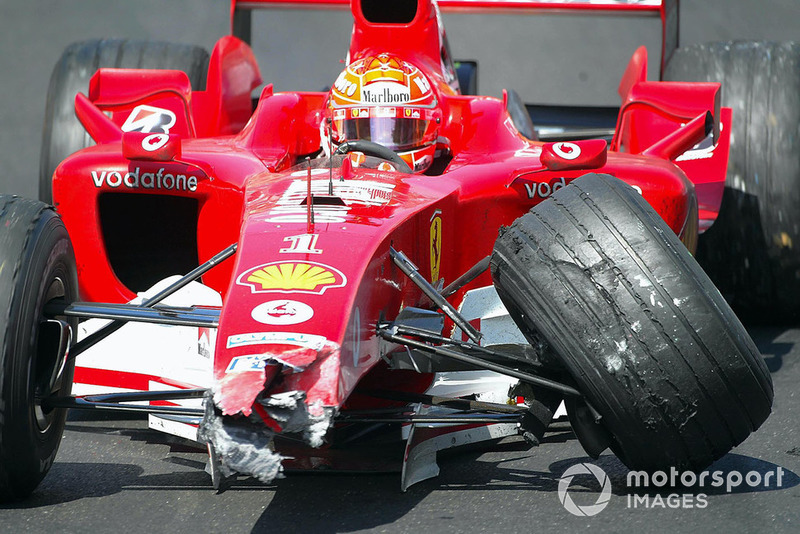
237,261,347,295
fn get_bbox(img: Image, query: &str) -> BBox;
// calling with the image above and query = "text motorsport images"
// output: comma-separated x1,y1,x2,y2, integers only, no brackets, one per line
557,462,787,516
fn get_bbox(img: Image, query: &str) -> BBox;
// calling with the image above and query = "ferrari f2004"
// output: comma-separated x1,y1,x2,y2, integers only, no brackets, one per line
0,0,775,499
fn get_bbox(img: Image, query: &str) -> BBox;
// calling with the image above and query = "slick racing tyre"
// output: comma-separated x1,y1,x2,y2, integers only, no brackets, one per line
0,196,78,501
490,173,773,472
39,39,210,203
665,41,800,323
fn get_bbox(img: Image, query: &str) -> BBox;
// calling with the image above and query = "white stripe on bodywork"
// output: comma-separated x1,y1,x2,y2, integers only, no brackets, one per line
74,276,220,392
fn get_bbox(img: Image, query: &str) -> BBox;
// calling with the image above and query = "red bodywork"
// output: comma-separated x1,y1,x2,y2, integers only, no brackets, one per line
52,0,729,431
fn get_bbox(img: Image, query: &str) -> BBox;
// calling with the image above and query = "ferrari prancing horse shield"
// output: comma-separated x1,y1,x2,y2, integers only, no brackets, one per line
430,213,442,283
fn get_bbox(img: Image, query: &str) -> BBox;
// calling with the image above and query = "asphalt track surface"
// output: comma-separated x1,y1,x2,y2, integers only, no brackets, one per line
2,1,800,533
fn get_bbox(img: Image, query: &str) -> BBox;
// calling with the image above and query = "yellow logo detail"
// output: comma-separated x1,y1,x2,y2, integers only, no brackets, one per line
430,215,442,283
239,262,346,294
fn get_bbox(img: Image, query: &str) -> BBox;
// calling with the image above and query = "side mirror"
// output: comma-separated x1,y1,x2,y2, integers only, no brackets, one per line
541,139,607,171
122,132,181,161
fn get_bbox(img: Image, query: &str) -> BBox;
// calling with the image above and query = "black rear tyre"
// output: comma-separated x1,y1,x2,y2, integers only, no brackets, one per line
39,39,210,203
491,174,773,471
0,196,78,501
665,41,800,323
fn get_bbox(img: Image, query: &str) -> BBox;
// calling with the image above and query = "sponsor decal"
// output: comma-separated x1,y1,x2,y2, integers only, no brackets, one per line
430,211,442,283
90,167,198,192
375,107,396,118
277,179,394,205
518,177,567,200
266,206,349,224
409,152,433,173
226,332,327,351
226,354,270,373
238,261,346,294
362,85,411,104
413,75,431,94
251,300,314,326
142,133,170,152
333,71,358,97
279,234,323,254
121,105,176,134
553,142,582,161
198,328,214,359
264,179,395,224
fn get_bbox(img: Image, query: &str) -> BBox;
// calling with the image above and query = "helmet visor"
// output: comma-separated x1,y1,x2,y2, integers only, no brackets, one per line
341,117,431,152
332,107,439,152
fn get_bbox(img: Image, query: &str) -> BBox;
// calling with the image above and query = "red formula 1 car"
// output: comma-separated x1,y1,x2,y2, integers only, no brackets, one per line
0,0,774,499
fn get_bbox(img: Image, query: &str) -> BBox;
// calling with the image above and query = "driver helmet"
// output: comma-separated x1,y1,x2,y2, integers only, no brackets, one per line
327,53,440,172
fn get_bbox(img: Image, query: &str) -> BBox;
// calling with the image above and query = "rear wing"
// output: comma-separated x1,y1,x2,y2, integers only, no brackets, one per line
231,0,679,77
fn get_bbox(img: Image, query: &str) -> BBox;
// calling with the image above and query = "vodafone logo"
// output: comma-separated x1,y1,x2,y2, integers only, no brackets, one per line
251,300,314,326
523,177,566,200
122,105,176,134
553,142,582,161
142,133,169,152
90,167,198,191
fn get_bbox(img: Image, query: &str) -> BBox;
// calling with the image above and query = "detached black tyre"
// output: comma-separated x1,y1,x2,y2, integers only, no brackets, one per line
0,196,78,501
665,41,800,323
40,39,210,203
491,174,773,472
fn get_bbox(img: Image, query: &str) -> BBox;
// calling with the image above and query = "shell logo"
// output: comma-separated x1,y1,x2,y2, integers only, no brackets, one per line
237,261,347,295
